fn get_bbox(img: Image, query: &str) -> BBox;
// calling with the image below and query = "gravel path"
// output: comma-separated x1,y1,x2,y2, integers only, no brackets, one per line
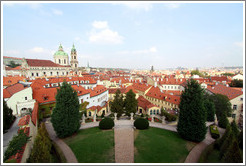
114,120,134,163
45,120,78,163
184,126,225,163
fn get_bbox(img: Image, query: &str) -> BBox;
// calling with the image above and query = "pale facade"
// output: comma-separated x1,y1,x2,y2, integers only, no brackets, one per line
228,94,243,124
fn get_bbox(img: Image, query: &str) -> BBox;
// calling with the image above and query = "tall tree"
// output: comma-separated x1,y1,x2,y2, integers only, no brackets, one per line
204,99,215,122
51,81,80,138
177,79,207,142
231,120,239,137
124,89,138,116
210,94,232,119
218,111,229,128
3,100,15,131
110,89,124,117
229,79,243,87
222,139,243,163
28,123,53,163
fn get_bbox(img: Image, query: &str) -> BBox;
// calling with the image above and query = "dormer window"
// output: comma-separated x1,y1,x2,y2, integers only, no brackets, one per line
43,96,48,100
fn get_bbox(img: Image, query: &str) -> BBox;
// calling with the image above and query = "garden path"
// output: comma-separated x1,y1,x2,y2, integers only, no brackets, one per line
114,120,134,163
184,126,225,163
45,118,78,163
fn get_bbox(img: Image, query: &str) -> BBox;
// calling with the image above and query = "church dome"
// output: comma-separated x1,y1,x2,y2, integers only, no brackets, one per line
54,44,68,57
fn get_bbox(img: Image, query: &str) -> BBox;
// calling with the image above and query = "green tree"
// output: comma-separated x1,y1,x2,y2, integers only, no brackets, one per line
124,89,138,116
214,125,231,150
191,69,205,77
110,89,124,117
28,123,53,163
218,111,229,128
238,131,243,150
177,79,207,142
229,79,243,87
3,100,15,131
160,106,165,116
210,94,232,120
51,81,80,138
204,99,215,122
7,61,20,68
219,132,234,159
222,73,234,77
222,139,243,163
4,130,31,162
231,120,239,137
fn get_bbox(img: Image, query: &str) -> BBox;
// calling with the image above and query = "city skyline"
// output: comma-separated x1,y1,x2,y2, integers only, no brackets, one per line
2,2,244,70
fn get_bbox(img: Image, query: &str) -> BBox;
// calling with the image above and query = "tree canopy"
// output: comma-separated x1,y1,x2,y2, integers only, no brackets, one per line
3,100,15,131
124,89,138,116
177,79,207,142
229,79,243,87
110,89,124,117
51,81,80,138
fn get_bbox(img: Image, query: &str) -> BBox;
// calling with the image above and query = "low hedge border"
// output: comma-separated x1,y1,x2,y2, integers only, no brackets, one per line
210,125,220,139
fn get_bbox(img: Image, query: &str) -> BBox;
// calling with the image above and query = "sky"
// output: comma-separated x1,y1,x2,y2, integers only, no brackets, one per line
2,2,244,70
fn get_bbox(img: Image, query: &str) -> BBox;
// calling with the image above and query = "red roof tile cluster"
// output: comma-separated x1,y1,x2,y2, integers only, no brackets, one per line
3,76,26,87
31,102,39,126
146,86,180,105
132,82,151,92
210,76,229,83
88,85,108,97
110,77,131,84
25,58,65,67
32,87,58,104
3,56,22,60
18,115,30,126
88,105,106,111
3,83,25,98
5,66,22,70
158,78,186,85
207,84,243,100
137,96,157,110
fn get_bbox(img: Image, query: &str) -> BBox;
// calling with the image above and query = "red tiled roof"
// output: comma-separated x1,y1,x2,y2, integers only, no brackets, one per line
210,76,229,82
158,78,186,85
18,115,30,126
31,102,39,126
25,59,65,67
125,85,138,94
6,66,22,70
132,82,151,92
32,87,58,104
88,85,108,97
3,83,25,98
88,105,106,111
3,76,26,87
137,96,157,110
207,84,243,100
108,88,126,94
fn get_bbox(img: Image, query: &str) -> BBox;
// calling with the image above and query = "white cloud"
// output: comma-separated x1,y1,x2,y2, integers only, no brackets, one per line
88,21,124,44
29,47,44,53
119,3,153,12
52,9,63,16
92,21,108,29
234,41,243,48
164,3,181,9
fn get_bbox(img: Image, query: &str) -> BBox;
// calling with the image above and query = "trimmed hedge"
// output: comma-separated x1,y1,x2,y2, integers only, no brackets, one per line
210,125,220,139
134,118,149,130
99,117,114,130
164,111,177,122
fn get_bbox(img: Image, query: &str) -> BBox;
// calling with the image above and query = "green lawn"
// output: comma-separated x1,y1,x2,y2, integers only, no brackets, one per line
64,127,114,163
134,127,197,163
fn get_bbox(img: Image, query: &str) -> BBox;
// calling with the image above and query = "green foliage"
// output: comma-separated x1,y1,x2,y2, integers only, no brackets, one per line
214,125,231,150
222,139,243,163
7,61,20,68
134,118,149,130
229,79,243,87
80,101,89,111
218,112,229,129
28,123,53,163
51,81,80,138
219,132,234,159
209,125,220,139
204,99,215,122
191,69,205,77
160,107,165,116
99,117,114,130
238,131,243,150
124,89,138,116
3,100,15,131
210,94,232,119
163,111,177,122
177,79,207,142
110,89,124,118
4,130,31,162
222,73,235,76
101,112,105,118
231,120,239,137
39,103,56,118
5,159,17,163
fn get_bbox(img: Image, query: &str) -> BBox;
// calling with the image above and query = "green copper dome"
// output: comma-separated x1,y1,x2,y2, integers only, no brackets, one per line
71,44,76,52
54,44,68,57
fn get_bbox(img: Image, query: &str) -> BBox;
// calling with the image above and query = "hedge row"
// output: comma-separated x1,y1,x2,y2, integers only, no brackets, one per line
210,125,220,139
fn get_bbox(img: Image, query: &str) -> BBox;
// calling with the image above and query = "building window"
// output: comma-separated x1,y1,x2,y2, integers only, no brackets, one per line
240,98,243,101
50,72,53,76
64,59,66,64
57,72,59,76
43,72,46,75
25,97,27,100
233,105,237,110
32,73,34,76
67,72,68,75
232,114,236,119
59,59,61,64
36,73,39,76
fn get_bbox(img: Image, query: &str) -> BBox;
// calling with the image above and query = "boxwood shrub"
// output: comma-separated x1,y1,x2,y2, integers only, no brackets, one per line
134,118,149,130
210,125,220,139
163,111,177,122
99,117,114,130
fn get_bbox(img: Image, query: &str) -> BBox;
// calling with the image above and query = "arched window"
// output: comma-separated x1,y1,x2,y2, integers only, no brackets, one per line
150,110,152,115
153,110,156,114
157,110,159,114
89,111,91,116
57,72,59,75
64,59,66,64
59,59,61,64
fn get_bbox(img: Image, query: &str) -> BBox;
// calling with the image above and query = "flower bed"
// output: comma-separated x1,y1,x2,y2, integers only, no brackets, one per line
210,125,220,139
85,118,94,123
154,117,162,123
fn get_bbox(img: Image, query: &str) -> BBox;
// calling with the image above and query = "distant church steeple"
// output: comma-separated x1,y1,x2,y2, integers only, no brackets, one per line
70,44,78,69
